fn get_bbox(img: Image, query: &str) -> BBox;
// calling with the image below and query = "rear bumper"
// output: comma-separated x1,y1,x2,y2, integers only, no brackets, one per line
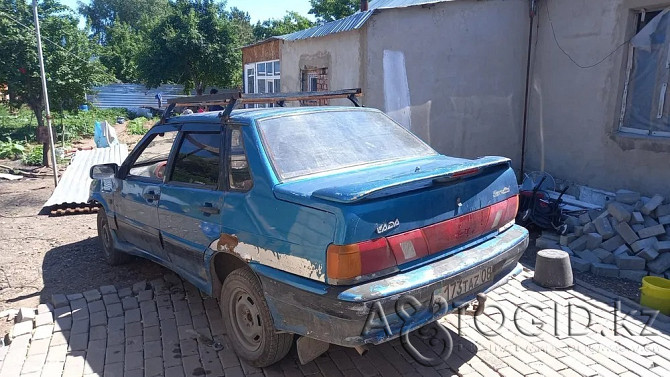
257,224,529,347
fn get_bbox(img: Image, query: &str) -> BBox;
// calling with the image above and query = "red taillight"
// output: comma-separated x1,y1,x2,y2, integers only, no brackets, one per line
387,229,429,264
327,238,397,283
326,195,518,284
451,167,480,179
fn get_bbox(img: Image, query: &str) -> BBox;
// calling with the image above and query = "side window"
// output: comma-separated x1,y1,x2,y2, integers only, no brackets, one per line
128,131,178,180
229,128,253,191
170,132,222,187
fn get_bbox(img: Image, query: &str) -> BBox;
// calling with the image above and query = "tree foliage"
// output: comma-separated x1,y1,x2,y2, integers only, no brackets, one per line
253,11,314,40
0,0,111,123
137,0,240,95
78,0,169,44
309,0,360,23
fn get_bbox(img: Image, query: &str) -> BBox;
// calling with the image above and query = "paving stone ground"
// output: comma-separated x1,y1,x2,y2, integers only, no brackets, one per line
2,269,670,377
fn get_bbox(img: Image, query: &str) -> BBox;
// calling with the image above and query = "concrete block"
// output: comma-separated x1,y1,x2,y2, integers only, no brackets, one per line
541,231,560,241
619,270,648,282
591,263,619,278
644,216,659,227
565,215,580,227
616,189,641,204
51,294,68,309
648,253,670,274
588,209,605,221
570,257,591,272
656,204,670,218
99,285,117,295
16,307,35,323
568,235,589,252
631,237,658,253
613,244,632,257
615,255,646,270
594,217,615,239
593,248,614,264
132,280,147,295
83,289,101,303
632,223,644,232
608,202,632,223
631,212,644,224
10,321,33,338
638,224,666,239
637,247,659,261
657,241,670,253
659,215,670,225
579,213,591,225
585,233,602,249
583,222,596,234
634,200,645,211
609,217,620,230
36,303,52,315
575,250,601,264
560,233,577,246
641,194,665,215
601,235,624,251
616,222,640,245
573,225,584,237
536,237,560,249
560,245,574,256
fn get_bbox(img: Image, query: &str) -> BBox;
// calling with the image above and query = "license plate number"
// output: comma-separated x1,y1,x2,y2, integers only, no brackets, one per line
438,266,494,302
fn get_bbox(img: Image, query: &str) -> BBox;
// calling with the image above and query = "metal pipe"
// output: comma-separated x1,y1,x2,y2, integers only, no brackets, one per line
520,0,537,181
360,0,369,12
354,345,369,356
32,0,59,186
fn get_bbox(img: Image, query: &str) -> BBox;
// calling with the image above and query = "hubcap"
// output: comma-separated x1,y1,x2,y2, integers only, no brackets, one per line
229,287,263,353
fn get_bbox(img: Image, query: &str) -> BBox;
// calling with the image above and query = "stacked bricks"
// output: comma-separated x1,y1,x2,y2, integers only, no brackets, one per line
535,190,670,282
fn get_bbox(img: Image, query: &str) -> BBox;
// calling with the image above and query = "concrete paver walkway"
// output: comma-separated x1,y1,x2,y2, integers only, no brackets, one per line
1,269,670,377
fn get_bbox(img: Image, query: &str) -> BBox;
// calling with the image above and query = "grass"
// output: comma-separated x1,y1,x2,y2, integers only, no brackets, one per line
126,117,152,135
0,104,130,144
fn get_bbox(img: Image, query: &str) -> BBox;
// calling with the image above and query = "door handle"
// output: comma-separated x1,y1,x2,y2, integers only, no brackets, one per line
143,192,160,201
199,204,220,215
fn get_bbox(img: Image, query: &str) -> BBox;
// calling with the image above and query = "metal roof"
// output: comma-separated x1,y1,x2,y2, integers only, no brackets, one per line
277,0,448,42
43,144,129,212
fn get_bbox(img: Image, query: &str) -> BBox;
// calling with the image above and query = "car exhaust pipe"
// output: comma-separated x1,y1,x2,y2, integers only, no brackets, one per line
354,345,369,356
473,293,487,317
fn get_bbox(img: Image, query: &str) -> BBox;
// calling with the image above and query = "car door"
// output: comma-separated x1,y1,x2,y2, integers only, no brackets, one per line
158,124,225,286
115,126,178,262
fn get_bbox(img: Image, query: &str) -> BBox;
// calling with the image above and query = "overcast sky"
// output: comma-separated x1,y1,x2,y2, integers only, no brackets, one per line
59,0,315,25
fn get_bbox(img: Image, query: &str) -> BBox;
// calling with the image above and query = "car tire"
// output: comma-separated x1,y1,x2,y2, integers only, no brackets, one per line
220,268,293,367
97,209,131,265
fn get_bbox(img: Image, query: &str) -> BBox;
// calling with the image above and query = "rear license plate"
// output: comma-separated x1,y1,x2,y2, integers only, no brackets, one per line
436,265,494,302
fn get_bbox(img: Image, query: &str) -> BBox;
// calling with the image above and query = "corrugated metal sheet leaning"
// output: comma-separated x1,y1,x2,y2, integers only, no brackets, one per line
42,144,128,214
86,84,186,110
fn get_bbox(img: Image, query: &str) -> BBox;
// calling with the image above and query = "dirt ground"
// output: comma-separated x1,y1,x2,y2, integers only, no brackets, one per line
0,176,166,339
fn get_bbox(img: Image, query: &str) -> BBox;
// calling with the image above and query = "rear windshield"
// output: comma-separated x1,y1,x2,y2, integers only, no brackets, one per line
257,110,437,180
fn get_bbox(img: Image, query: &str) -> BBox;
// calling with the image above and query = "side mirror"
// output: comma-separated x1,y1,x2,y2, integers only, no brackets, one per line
90,163,118,179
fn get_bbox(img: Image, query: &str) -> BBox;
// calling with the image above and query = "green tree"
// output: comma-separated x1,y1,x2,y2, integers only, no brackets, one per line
253,11,314,40
228,7,255,48
309,0,359,23
78,0,169,44
0,0,111,164
137,0,240,95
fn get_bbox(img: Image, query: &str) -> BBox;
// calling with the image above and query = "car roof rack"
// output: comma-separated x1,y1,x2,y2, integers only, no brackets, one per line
160,88,362,124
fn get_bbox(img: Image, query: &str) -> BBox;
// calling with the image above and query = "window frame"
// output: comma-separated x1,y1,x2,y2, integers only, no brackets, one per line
164,129,225,191
120,125,180,183
619,8,670,138
224,124,254,193
244,60,281,108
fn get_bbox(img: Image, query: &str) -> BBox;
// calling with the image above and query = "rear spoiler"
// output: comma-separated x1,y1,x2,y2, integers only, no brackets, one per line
311,156,511,204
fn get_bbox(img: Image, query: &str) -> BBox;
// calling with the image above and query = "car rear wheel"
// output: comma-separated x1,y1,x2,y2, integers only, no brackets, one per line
220,268,293,367
97,210,130,265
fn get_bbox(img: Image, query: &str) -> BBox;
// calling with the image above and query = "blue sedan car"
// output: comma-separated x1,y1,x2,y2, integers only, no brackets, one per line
90,96,528,367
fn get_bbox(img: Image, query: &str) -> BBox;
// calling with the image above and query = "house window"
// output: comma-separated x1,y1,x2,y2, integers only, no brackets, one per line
301,68,329,106
244,60,280,108
620,9,670,137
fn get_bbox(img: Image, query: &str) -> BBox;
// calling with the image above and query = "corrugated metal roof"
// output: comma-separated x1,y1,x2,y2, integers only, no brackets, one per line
279,10,374,41
43,144,129,211
369,0,448,10
277,0,449,42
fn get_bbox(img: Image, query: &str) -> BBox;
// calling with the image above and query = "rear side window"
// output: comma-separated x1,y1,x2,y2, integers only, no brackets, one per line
257,110,436,180
169,132,221,187
229,128,253,191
